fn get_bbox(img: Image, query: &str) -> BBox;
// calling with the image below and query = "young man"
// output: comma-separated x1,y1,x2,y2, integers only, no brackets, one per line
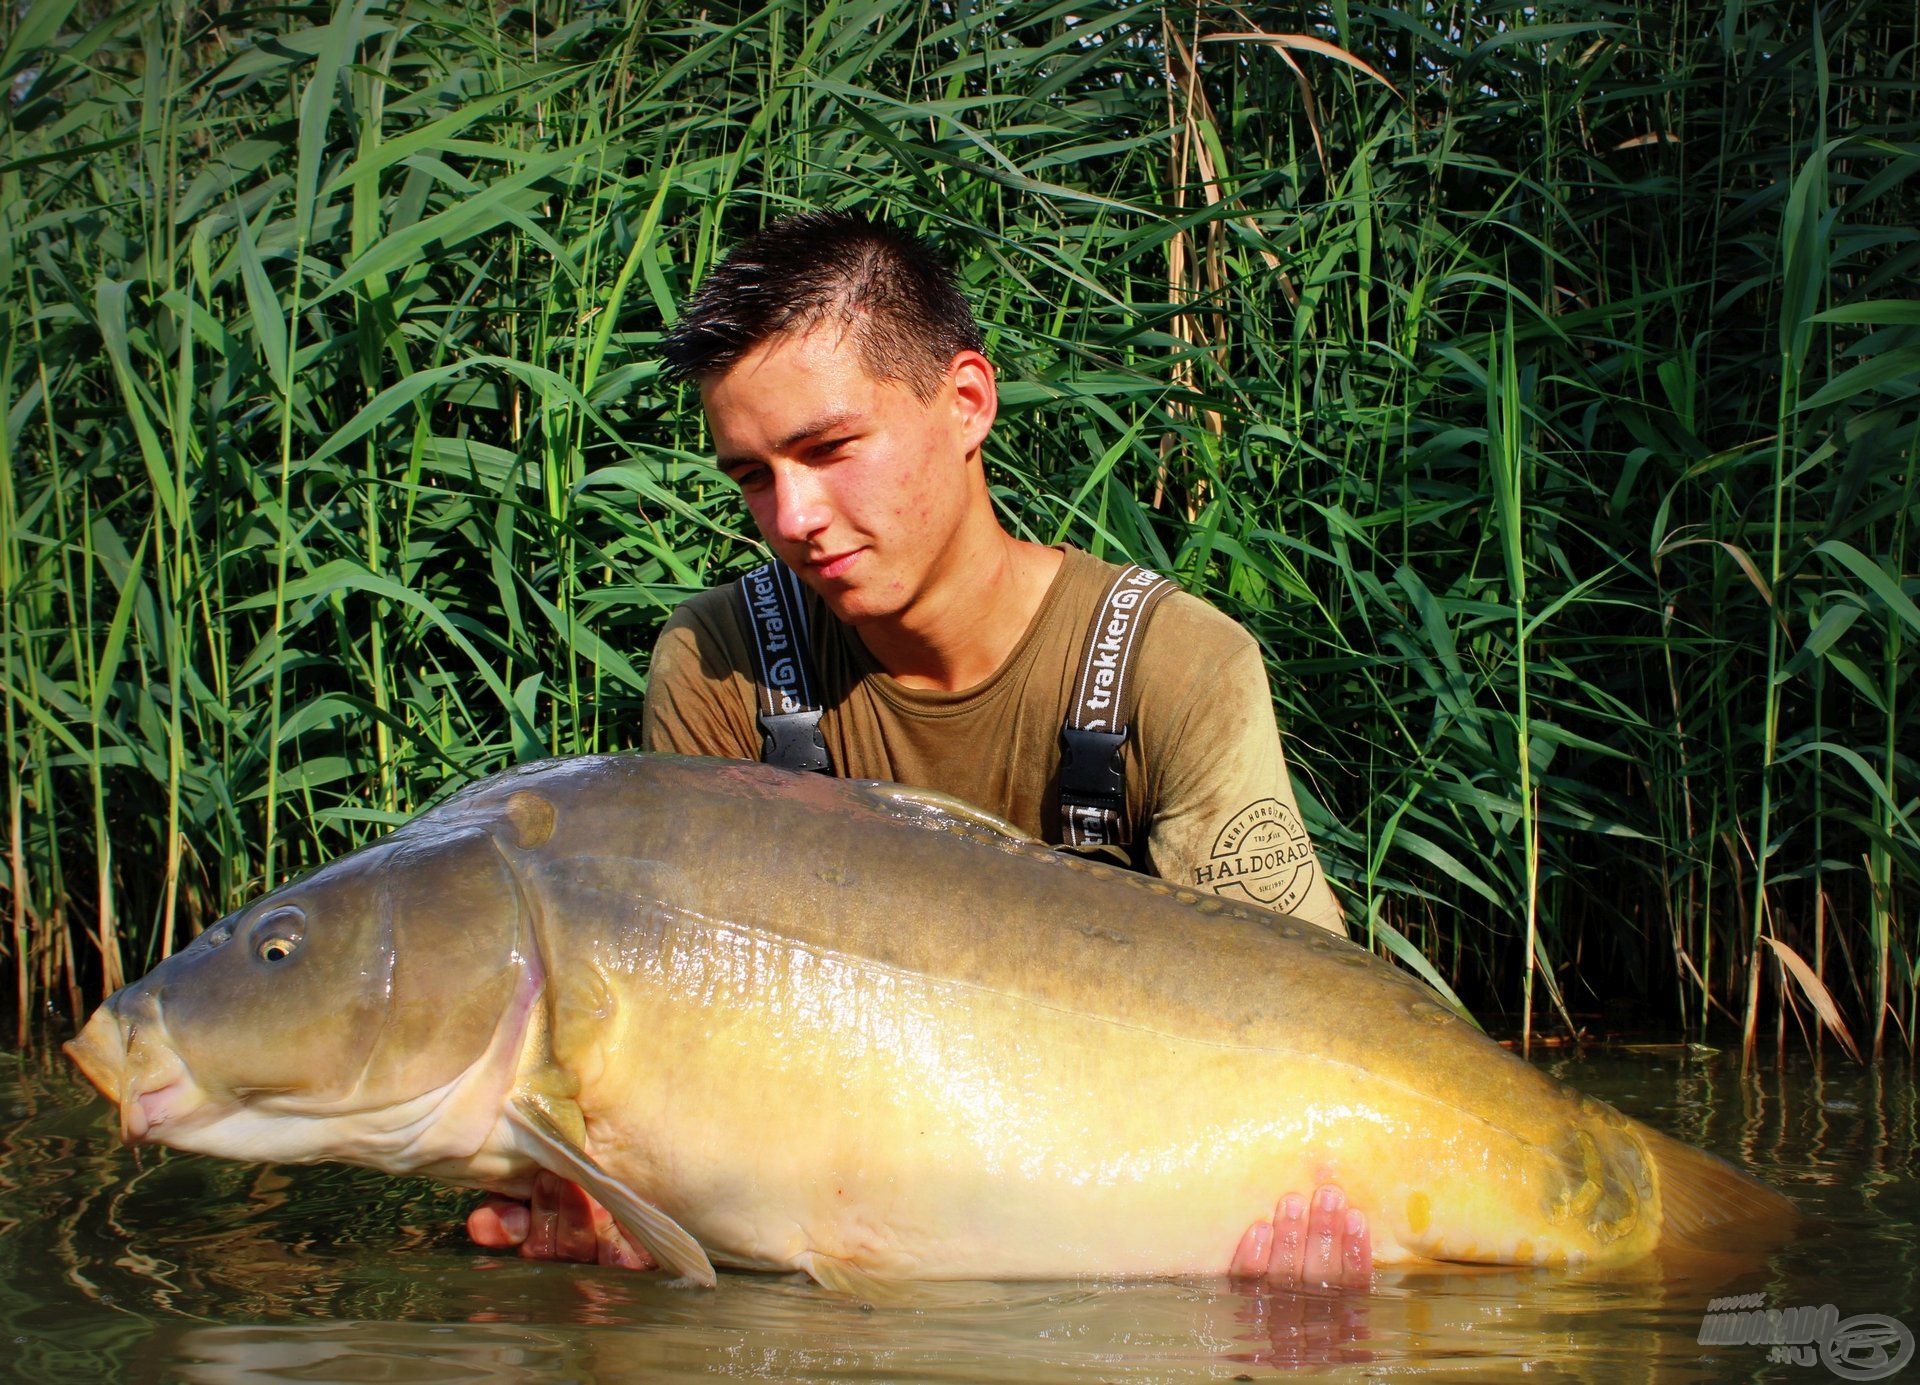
469,212,1370,1286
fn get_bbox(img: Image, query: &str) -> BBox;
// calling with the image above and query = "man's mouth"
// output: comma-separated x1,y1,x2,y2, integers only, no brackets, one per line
806,548,864,580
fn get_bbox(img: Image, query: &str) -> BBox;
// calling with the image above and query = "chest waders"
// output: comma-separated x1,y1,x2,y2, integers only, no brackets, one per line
733,561,1175,851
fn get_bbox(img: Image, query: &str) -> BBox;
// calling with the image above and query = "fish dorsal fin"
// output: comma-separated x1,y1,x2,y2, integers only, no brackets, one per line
853,782,1035,849
793,1249,915,1306
506,1096,717,1287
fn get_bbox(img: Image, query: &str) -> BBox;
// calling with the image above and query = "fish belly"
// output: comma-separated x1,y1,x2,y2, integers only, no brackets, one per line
556,912,1650,1280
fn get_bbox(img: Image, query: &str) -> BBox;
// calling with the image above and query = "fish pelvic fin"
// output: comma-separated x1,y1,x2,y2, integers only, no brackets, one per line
505,1096,716,1287
1644,1125,1799,1254
794,1250,914,1306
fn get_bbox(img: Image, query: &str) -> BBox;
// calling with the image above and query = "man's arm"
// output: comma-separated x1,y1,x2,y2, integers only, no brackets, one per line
639,591,762,759
1136,605,1345,935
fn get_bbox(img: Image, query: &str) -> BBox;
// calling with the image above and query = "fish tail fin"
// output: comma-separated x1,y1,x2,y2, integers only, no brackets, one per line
1644,1126,1798,1253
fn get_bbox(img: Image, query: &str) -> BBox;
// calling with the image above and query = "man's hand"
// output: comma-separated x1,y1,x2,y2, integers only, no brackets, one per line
467,1173,655,1270
471,1176,1372,1286
1229,1185,1372,1289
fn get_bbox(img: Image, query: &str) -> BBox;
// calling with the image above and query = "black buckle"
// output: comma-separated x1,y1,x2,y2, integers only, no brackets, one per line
759,710,830,774
1058,725,1127,807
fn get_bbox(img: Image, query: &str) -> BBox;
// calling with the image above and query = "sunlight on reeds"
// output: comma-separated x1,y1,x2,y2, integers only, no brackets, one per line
0,0,1913,1059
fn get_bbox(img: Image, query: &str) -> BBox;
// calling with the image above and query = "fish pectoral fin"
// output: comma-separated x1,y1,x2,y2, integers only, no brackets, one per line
505,1097,716,1288
794,1250,912,1306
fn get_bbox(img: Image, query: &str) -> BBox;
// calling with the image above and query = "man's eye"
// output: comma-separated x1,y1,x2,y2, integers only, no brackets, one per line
727,466,769,490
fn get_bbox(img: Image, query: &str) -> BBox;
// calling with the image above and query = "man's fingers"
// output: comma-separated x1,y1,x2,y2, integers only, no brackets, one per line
584,1198,660,1271
522,1171,561,1259
1241,1184,1373,1291
1230,1220,1274,1278
521,1171,596,1263
467,1195,529,1250
548,1175,603,1262
1300,1186,1344,1286
468,1177,657,1271
1339,1207,1373,1288
1265,1193,1307,1286
600,1226,656,1271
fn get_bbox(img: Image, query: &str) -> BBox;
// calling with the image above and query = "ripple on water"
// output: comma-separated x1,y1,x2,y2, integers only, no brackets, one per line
2,1047,1917,1382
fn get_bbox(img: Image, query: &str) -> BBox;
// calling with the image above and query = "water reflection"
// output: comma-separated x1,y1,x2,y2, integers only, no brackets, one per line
3,1046,1917,1382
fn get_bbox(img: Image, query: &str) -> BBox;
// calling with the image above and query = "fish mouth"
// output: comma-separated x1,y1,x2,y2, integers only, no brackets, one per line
65,1001,207,1146
122,1062,200,1143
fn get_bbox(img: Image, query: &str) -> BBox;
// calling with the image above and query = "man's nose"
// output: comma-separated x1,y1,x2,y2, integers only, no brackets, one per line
763,469,831,545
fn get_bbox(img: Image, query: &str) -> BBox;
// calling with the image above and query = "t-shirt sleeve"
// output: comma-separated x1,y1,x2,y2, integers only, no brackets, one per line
640,591,761,761
1136,603,1346,936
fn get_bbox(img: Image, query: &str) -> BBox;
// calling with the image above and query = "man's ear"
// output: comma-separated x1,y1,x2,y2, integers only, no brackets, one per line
948,350,997,455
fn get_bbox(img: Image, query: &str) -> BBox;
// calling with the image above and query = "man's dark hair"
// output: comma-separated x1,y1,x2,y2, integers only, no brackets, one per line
660,211,984,401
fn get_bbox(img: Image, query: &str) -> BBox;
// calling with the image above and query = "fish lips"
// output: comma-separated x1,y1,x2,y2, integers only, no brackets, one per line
64,1005,125,1104
65,1000,206,1146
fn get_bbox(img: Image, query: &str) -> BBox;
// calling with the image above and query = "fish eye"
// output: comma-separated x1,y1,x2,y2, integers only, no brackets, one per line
248,907,305,965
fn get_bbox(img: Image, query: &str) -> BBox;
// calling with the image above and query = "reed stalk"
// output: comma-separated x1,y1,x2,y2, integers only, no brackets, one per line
0,0,1912,1052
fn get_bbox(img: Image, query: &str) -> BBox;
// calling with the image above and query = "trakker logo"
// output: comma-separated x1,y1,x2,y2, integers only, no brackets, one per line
1196,799,1316,910
745,567,805,714
1078,567,1165,730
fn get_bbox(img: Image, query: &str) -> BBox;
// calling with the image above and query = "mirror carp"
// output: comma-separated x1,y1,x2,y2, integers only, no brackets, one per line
66,754,1794,1289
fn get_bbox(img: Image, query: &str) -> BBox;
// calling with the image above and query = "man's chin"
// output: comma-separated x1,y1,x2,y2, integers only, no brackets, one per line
816,590,892,628
792,568,893,626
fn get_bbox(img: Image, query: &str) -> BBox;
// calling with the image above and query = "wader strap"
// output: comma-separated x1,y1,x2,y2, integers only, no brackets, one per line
1058,563,1177,847
735,562,831,774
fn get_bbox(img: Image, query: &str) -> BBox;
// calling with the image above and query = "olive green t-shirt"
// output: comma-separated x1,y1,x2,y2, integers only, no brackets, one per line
641,546,1344,934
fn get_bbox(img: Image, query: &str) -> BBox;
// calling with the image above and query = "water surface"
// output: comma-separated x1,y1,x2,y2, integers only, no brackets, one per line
3,1043,1914,1382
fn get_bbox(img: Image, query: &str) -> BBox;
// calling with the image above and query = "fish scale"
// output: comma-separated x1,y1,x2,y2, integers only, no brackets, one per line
67,753,1796,1286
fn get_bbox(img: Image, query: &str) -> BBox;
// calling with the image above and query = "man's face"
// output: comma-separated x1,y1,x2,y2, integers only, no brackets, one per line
701,323,993,627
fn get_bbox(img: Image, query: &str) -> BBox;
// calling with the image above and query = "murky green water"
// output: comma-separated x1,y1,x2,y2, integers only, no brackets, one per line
2,1042,1915,1383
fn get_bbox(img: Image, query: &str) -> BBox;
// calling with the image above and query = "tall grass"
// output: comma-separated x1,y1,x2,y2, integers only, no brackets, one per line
1,0,1914,1060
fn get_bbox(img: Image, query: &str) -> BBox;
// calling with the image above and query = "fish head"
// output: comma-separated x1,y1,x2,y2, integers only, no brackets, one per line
66,818,541,1169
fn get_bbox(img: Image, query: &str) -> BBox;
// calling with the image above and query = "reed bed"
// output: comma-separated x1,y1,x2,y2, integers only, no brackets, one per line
1,0,1914,1061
